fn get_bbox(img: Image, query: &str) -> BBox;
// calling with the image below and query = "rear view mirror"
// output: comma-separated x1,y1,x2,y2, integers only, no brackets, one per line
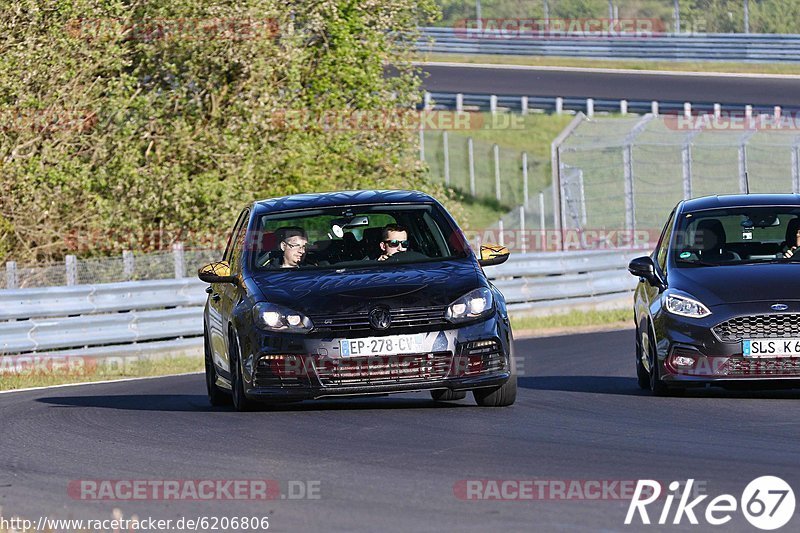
478,244,510,267
198,261,237,284
628,256,662,288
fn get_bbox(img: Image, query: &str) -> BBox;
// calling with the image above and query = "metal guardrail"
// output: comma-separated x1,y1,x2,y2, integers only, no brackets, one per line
418,27,800,63
0,251,639,358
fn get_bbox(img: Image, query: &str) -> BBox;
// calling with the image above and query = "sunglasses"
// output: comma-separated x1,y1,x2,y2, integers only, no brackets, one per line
384,239,409,248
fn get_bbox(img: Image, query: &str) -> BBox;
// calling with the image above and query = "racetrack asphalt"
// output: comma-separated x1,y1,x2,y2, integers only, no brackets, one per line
420,63,800,107
2,329,799,532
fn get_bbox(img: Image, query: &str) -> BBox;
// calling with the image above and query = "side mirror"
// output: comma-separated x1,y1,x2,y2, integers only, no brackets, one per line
198,261,237,284
478,244,510,267
628,256,662,287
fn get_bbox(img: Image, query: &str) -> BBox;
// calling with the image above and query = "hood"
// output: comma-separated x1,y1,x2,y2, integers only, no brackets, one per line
669,263,800,308
249,258,481,316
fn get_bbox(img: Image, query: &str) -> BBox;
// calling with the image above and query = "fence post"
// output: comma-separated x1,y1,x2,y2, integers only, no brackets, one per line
651,101,659,116
683,102,692,118
442,131,450,186
578,169,587,226
623,145,636,233
490,94,497,115
682,142,693,200
586,98,594,118
792,142,800,194
66,255,77,286
738,144,749,193
468,137,476,196
555,97,563,115
713,103,721,118
173,242,185,279
6,261,17,289
521,96,528,115
620,100,628,115
493,144,501,202
522,152,529,209
539,192,546,251
419,125,425,162
498,219,505,247
123,250,134,280
456,93,463,112
519,206,526,254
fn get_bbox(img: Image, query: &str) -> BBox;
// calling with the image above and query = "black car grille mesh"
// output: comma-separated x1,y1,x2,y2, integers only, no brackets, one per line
720,357,800,376
308,306,449,333
712,314,800,342
314,352,452,387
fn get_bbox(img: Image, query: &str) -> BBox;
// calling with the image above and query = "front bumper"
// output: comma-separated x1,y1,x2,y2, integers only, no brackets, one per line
240,315,512,401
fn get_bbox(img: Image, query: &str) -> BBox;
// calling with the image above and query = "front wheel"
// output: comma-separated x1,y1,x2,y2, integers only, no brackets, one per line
644,328,669,396
635,327,649,390
473,348,517,407
230,331,256,412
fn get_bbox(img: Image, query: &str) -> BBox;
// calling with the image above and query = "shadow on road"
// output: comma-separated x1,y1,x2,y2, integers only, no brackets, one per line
36,394,471,412
519,375,648,396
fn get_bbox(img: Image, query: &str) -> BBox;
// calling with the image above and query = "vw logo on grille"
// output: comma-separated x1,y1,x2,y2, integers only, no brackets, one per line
368,307,392,330
771,303,789,311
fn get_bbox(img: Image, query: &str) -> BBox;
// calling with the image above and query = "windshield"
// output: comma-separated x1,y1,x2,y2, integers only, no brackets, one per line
673,206,800,267
251,203,469,270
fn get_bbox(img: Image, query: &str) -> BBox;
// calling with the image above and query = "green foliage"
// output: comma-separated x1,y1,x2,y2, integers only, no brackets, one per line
0,0,439,262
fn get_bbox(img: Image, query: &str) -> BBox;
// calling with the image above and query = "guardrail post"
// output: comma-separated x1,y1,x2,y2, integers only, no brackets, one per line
493,144,501,202
519,206,526,254
521,96,528,115
66,255,77,286
468,137,476,196
775,106,782,122
442,131,450,186
555,97,563,115
586,98,594,118
123,250,134,280
651,101,659,116
455,93,463,112
6,261,17,289
714,103,722,118
522,152,529,209
423,91,432,111
620,100,628,115
745,105,753,122
172,242,185,279
683,102,692,118
490,95,497,115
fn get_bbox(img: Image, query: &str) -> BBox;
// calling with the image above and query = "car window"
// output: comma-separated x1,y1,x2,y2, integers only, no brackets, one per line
655,210,675,272
228,209,250,273
223,208,249,263
252,204,468,270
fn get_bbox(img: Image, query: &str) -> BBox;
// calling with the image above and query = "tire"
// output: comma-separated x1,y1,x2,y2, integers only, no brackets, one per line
635,327,650,390
229,331,256,412
644,328,669,397
431,389,467,401
473,347,517,407
205,331,231,407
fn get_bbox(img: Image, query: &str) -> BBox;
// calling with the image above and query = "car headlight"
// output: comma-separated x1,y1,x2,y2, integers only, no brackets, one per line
446,287,494,323
253,302,314,332
665,292,711,319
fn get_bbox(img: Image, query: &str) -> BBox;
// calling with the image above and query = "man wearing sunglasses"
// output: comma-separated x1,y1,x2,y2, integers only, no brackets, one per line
377,223,409,261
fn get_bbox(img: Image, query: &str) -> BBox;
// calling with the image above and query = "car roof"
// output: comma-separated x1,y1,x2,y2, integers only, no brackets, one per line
681,193,800,212
252,190,436,214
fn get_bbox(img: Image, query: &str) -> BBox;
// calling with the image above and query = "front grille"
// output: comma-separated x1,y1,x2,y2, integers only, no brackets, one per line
253,356,308,388
720,357,800,376
712,314,800,342
309,306,449,333
314,352,452,387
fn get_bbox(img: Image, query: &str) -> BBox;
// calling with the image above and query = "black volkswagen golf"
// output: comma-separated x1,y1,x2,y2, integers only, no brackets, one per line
198,190,516,410
629,194,800,395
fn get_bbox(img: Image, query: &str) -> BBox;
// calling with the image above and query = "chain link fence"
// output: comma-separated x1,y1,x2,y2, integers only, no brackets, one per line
2,246,221,290
555,112,800,246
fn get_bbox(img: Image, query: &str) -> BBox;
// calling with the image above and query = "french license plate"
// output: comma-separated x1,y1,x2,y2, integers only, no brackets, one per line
742,339,800,357
340,334,426,357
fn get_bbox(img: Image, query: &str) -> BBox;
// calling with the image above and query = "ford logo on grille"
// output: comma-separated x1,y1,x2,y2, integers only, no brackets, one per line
771,303,789,311
369,307,392,330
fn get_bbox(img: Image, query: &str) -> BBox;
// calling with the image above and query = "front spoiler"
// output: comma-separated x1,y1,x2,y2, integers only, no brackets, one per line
245,371,510,401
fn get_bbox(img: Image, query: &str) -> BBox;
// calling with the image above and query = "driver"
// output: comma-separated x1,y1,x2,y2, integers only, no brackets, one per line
377,224,409,261
265,227,310,268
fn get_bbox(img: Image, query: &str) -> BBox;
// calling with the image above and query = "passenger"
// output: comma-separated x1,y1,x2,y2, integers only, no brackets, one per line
779,218,800,258
266,227,311,268
377,224,409,261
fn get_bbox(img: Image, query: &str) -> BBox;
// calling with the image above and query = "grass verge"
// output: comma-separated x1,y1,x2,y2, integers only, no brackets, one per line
511,308,632,337
0,354,203,392
418,53,800,76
